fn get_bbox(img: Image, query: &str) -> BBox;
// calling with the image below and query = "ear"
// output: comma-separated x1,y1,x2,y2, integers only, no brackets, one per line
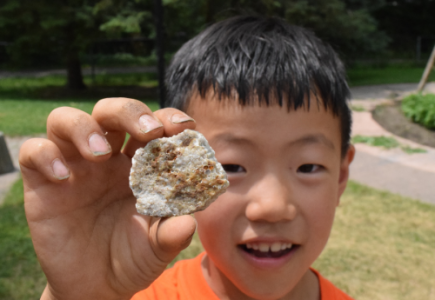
337,145,355,205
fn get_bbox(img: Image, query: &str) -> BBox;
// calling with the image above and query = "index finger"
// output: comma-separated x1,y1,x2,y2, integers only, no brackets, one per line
122,107,196,158
92,98,164,154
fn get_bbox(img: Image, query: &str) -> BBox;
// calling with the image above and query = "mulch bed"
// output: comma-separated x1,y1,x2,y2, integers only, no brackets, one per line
372,103,435,148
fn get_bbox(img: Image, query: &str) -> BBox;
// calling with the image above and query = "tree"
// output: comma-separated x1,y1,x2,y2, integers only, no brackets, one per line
374,0,435,57
162,0,389,61
282,0,389,60
0,0,389,90
0,1,104,89
0,0,155,90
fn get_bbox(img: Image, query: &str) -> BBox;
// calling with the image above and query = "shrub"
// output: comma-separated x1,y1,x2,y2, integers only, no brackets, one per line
401,93,435,129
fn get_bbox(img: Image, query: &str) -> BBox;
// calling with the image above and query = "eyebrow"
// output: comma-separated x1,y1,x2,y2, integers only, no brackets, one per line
213,134,255,147
289,134,335,150
213,133,335,150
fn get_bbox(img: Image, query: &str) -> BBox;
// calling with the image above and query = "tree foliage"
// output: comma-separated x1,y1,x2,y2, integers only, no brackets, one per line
0,0,390,89
0,0,110,88
162,0,389,60
374,0,435,56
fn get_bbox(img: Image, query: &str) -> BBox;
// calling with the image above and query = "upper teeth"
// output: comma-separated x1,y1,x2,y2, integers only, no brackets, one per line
246,242,293,252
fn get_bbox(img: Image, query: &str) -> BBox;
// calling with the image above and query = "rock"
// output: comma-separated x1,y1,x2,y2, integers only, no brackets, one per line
129,129,229,217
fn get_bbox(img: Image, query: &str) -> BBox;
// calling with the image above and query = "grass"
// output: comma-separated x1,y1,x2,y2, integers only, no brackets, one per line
0,73,158,93
352,135,401,149
352,135,427,154
0,73,159,101
314,181,435,300
347,65,435,87
0,100,95,136
0,179,46,299
0,73,160,136
0,99,159,136
2,180,435,299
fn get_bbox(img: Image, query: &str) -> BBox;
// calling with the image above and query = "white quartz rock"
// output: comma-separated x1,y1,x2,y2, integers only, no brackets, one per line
129,129,229,217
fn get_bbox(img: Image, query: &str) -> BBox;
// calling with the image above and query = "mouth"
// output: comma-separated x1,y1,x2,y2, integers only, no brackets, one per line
238,242,297,259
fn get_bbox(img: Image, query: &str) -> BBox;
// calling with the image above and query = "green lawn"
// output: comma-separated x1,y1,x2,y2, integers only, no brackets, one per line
314,182,435,300
0,73,158,99
0,73,160,136
347,65,435,87
1,179,435,299
0,100,96,136
0,99,159,136
0,179,46,299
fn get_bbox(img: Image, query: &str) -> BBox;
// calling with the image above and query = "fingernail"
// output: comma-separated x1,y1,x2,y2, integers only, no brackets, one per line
52,159,70,180
139,115,163,133
171,114,195,124
88,133,112,156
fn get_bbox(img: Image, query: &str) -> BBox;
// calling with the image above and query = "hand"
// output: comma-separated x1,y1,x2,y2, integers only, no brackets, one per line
19,98,197,300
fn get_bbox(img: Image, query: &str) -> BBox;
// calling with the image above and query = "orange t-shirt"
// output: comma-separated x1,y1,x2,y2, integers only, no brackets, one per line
132,253,353,300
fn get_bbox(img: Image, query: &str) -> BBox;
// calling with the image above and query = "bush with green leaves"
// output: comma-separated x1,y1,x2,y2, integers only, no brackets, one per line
401,93,435,129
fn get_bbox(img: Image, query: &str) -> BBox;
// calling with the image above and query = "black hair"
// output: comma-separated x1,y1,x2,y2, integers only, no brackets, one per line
164,15,352,156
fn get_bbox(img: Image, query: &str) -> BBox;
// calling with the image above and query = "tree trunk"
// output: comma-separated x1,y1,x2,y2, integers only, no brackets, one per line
154,0,166,108
417,44,435,93
66,51,86,90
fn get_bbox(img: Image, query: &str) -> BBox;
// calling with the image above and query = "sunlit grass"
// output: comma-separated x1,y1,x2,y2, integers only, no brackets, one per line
0,99,159,136
314,181,435,300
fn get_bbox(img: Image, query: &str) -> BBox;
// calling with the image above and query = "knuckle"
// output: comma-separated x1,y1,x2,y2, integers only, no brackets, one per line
72,113,89,127
19,139,53,167
122,99,149,116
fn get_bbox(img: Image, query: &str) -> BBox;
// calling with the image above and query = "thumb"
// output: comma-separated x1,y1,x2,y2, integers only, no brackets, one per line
149,215,197,263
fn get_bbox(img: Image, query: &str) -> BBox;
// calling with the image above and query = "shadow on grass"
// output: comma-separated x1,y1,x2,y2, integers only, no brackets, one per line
0,73,159,102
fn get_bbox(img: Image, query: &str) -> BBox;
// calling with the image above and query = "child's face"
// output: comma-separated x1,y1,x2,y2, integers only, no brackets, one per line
187,94,354,299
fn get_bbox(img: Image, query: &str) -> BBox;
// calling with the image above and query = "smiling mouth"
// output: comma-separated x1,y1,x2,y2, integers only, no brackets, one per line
239,242,297,258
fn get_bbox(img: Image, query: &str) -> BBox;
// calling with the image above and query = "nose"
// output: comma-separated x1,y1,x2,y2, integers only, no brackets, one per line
245,173,297,223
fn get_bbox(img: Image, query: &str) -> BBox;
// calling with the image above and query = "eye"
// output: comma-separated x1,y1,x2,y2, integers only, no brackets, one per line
297,164,322,173
222,164,246,174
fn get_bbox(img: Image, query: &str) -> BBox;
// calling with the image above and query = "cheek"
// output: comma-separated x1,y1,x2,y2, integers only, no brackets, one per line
300,182,338,247
195,192,244,249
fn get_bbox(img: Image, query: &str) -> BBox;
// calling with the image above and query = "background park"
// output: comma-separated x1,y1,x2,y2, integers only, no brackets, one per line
1,0,435,299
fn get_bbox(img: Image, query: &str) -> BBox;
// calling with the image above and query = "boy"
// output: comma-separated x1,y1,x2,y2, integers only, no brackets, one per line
19,16,355,299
